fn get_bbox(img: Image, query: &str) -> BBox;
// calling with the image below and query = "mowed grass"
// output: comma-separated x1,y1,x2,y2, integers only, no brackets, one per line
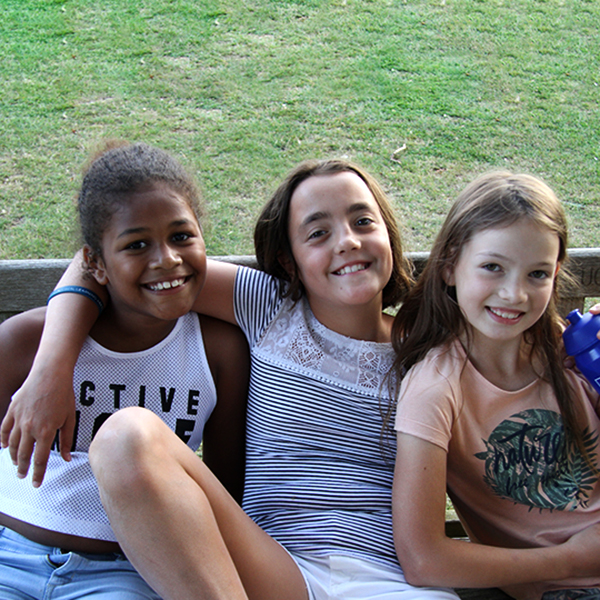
1,0,598,260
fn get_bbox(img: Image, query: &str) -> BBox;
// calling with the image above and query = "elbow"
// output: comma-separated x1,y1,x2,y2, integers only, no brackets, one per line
399,553,436,587
396,540,444,587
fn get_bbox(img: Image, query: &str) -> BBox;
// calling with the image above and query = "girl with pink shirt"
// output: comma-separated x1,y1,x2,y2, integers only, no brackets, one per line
392,171,600,600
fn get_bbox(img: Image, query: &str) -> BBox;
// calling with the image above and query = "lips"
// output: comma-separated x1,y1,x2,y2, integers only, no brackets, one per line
144,277,188,291
333,262,370,276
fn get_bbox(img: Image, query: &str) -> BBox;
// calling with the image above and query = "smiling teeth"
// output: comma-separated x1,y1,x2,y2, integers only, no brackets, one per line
148,278,185,291
335,264,367,275
489,307,521,320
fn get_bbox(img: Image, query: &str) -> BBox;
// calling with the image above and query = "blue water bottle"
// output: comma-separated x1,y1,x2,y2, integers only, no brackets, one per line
563,309,600,394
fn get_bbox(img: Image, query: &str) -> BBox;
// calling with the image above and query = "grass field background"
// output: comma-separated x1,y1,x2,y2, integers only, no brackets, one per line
1,0,598,260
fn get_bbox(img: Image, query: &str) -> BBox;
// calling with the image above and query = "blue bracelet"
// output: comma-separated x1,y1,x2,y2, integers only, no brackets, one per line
47,285,104,313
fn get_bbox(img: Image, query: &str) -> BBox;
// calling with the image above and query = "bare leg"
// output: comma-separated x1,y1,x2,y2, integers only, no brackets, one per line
89,407,308,600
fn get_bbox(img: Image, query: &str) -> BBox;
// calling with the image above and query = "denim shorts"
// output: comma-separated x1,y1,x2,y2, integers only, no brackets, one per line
290,552,459,600
0,527,161,599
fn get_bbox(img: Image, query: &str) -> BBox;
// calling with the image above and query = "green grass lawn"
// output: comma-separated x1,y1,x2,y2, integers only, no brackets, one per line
1,0,599,260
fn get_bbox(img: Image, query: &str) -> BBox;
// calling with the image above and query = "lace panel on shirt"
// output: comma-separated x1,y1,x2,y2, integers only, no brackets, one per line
256,297,394,395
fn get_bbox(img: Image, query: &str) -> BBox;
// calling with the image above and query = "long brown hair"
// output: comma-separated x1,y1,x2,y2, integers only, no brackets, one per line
389,171,587,461
254,159,413,309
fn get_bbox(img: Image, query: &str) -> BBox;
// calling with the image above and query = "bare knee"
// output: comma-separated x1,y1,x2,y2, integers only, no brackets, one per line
89,407,167,494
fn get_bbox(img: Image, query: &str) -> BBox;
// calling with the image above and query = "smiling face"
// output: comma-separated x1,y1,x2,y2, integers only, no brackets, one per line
446,218,560,349
91,182,206,329
287,171,393,327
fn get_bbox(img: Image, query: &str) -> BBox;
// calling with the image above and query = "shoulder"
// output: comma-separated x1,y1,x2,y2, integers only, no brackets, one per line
0,307,46,358
395,343,463,448
235,265,283,296
402,342,463,390
397,342,464,418
233,267,288,338
0,307,47,390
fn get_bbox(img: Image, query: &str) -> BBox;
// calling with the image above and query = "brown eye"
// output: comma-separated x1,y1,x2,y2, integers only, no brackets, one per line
125,240,147,250
530,270,549,280
172,232,192,243
308,229,327,240
482,263,501,272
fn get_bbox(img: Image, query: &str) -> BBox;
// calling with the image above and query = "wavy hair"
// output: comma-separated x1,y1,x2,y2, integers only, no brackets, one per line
79,141,203,256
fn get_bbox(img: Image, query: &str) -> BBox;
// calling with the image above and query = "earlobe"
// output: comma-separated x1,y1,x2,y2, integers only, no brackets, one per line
83,245,109,286
443,265,455,287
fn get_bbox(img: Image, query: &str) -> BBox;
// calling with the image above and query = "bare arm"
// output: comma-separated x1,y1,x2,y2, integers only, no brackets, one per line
191,259,239,324
0,308,60,485
200,315,249,504
0,308,46,421
393,432,600,589
0,253,106,487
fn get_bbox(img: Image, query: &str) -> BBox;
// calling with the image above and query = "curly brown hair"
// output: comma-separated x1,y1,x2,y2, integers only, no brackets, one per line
78,141,203,256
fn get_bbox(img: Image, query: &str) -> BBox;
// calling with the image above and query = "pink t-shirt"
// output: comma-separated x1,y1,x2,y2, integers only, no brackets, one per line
395,340,600,600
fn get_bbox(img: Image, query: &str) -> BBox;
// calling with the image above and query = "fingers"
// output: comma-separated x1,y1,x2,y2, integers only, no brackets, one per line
11,426,56,484
59,413,75,463
593,304,600,339
5,417,73,488
7,422,22,466
0,410,15,449
31,437,54,488
2,402,61,487
15,433,35,480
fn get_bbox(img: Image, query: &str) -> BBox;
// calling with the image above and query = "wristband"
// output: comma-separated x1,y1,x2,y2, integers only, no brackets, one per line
47,285,104,313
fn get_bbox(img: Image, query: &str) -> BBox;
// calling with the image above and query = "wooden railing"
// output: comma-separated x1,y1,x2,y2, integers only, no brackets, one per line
1,249,599,322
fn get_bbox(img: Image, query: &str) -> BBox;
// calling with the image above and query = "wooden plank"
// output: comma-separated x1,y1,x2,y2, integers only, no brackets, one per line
445,519,467,538
559,248,600,313
1,249,598,321
0,256,261,321
0,259,71,320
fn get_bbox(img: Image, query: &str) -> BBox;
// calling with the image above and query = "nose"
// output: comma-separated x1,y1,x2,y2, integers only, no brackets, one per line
334,224,360,253
499,275,527,304
150,243,183,269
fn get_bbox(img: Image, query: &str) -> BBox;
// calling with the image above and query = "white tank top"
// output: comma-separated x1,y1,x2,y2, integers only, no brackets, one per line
0,312,216,541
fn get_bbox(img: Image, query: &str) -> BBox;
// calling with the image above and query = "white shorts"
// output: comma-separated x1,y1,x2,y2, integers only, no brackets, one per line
291,553,459,600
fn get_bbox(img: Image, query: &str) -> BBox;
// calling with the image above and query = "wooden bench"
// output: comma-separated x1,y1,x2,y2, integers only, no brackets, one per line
1,249,599,322
1,250,599,599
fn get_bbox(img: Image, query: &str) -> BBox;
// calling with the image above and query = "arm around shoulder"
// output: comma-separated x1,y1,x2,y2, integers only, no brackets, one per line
0,251,104,488
191,260,239,325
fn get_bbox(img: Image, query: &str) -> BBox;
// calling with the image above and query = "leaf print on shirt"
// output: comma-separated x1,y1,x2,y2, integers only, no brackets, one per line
475,409,598,511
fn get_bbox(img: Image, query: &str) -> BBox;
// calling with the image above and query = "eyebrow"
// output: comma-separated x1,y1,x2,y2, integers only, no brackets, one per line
300,202,374,228
476,251,556,267
117,218,195,239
